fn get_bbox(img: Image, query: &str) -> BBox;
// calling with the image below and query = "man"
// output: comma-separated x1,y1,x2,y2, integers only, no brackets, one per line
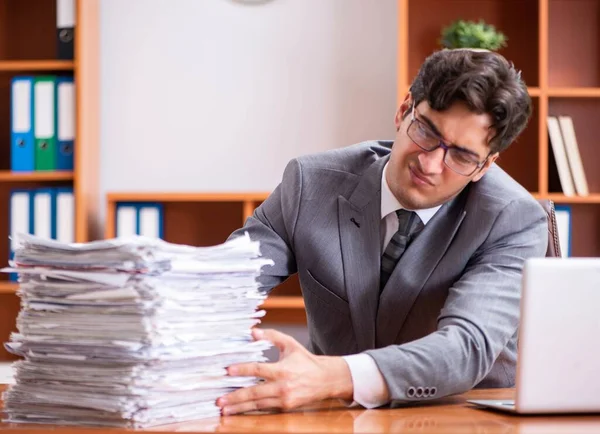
216,49,548,415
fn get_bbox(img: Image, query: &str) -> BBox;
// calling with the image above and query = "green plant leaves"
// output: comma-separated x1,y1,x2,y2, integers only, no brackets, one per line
440,19,507,51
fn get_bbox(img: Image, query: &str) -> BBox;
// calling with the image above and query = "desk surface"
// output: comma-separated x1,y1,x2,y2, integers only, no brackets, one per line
2,387,600,433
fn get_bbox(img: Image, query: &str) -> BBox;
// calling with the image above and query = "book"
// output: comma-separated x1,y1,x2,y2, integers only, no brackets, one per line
547,116,575,196
557,116,588,196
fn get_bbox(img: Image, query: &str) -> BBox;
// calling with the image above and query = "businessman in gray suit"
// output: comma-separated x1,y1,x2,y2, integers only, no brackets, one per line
217,49,548,415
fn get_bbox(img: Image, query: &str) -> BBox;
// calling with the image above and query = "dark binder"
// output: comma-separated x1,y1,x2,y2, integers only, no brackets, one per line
56,0,75,60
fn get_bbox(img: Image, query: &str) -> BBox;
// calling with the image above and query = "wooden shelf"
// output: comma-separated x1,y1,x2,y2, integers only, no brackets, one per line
0,60,74,72
548,88,600,98
527,87,541,97
537,194,600,204
107,192,270,203
0,0,101,362
261,296,306,324
0,283,17,294
0,171,74,182
261,296,305,310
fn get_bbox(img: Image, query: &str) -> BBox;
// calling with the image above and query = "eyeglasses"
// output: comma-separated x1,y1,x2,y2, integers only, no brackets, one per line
406,104,489,177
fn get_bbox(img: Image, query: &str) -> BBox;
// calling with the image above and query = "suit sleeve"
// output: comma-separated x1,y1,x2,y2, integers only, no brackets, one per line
364,197,548,402
227,158,303,292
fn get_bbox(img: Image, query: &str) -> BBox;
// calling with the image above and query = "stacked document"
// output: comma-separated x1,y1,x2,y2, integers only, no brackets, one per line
1,232,273,428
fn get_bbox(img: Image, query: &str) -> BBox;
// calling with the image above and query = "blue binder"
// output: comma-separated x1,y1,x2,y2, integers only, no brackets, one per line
56,76,75,170
10,77,35,172
9,189,34,281
554,205,572,257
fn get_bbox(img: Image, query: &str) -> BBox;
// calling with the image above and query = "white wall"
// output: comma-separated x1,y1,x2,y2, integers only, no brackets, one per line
99,0,397,356
100,0,397,194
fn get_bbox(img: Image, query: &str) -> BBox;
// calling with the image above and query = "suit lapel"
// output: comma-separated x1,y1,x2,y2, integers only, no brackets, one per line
376,189,469,347
338,156,388,352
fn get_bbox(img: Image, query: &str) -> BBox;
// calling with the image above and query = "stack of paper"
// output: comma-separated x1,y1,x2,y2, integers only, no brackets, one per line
1,233,273,428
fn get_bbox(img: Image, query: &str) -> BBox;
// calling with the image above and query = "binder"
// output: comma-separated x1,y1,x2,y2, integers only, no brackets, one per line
56,76,75,170
138,203,164,239
34,76,58,171
554,205,572,258
115,203,164,238
9,190,33,281
56,0,75,60
116,203,138,238
10,76,35,172
55,187,75,243
32,189,56,240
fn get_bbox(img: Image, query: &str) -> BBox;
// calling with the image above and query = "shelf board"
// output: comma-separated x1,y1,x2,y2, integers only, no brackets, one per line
107,192,271,203
527,87,540,97
261,296,305,310
0,282,17,294
0,60,74,71
547,88,600,98
535,193,600,204
0,171,74,182
260,296,306,324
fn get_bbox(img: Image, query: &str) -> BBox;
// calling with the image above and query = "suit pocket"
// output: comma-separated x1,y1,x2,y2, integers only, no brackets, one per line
302,269,349,314
301,269,355,355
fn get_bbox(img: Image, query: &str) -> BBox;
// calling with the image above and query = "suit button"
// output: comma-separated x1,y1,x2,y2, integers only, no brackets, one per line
430,387,437,396
416,387,424,397
423,387,431,397
407,387,416,398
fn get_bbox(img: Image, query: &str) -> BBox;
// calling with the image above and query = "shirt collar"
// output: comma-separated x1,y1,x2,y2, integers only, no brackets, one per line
381,162,441,225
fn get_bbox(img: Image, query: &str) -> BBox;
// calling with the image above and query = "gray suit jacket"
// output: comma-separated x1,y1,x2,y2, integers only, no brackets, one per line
228,141,548,403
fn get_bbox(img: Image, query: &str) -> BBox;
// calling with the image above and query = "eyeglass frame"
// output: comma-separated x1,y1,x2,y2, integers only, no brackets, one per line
406,103,491,177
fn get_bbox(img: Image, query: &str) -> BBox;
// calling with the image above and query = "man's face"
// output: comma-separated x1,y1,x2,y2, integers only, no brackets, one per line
387,97,499,210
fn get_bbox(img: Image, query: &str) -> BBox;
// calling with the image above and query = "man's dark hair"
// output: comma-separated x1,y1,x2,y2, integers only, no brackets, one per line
409,49,532,154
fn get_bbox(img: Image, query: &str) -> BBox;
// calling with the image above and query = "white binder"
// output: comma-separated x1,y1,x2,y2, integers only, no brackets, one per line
139,205,162,239
10,190,31,253
55,188,75,243
32,189,54,240
116,205,137,238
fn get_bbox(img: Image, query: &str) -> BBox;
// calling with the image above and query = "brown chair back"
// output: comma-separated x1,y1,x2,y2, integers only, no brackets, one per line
537,199,561,258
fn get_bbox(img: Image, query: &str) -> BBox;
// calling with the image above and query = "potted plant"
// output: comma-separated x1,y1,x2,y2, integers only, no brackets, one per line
440,19,507,51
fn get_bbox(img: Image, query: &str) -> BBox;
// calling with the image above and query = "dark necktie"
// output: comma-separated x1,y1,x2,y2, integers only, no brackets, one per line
380,209,424,290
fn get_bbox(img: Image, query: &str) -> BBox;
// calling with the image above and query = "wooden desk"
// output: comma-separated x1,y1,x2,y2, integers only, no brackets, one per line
2,387,600,433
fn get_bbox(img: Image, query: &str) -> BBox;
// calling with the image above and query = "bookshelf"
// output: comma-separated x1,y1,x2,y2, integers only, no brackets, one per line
398,0,600,258
105,193,307,325
0,0,101,361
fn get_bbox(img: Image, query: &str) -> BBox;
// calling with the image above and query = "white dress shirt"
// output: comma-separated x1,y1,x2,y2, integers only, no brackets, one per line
341,162,441,408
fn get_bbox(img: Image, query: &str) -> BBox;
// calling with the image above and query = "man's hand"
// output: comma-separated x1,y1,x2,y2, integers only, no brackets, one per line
216,328,354,415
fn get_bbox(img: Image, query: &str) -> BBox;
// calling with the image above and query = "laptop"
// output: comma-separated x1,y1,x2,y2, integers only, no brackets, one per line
468,257,600,414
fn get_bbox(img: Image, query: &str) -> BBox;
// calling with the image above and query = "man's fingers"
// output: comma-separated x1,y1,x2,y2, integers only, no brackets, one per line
221,398,282,416
227,361,277,379
253,328,302,355
217,382,281,408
